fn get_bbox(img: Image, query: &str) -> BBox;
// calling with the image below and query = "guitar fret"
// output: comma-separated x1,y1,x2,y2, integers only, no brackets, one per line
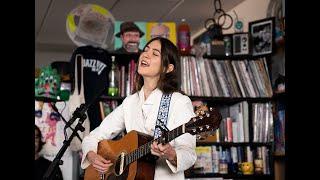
131,151,134,162
128,154,131,164
136,149,139,159
120,125,187,167
139,147,142,158
131,153,134,162
171,130,174,140
127,155,129,165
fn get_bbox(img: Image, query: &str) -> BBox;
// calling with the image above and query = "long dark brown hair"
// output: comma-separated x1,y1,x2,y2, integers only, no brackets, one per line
35,125,45,153
135,37,180,94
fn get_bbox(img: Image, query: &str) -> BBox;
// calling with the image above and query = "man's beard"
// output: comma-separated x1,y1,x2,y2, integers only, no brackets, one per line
124,41,139,52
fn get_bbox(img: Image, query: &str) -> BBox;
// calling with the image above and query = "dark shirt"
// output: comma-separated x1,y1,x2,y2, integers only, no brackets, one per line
35,157,63,180
114,47,142,54
70,45,112,130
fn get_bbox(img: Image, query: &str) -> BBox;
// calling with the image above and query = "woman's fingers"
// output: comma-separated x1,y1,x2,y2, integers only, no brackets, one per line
151,141,172,158
93,162,113,173
92,156,113,173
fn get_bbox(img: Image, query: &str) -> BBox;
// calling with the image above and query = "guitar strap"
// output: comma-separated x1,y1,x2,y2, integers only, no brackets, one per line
154,93,172,138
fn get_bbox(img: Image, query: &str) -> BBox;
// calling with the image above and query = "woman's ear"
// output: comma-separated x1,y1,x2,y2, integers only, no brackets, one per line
166,64,174,73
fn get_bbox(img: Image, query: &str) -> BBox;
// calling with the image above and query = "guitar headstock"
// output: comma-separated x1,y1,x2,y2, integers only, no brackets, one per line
185,107,222,135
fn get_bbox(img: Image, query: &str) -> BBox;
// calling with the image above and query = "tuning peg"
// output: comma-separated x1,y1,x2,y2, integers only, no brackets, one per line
206,125,210,129
196,135,202,140
209,107,213,111
199,127,203,131
193,117,197,122
199,115,203,119
196,134,207,140
205,112,210,117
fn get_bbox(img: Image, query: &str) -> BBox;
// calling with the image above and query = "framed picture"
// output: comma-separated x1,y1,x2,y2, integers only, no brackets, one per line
249,17,275,56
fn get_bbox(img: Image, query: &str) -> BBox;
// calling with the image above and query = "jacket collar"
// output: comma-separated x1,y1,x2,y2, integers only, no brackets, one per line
138,86,163,105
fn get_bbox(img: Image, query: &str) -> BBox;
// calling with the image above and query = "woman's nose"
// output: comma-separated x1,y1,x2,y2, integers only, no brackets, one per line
142,50,151,58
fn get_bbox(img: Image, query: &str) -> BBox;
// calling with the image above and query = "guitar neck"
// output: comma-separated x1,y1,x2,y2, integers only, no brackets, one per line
125,125,185,165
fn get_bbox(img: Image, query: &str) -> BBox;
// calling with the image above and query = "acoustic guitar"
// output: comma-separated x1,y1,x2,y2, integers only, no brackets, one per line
84,107,222,180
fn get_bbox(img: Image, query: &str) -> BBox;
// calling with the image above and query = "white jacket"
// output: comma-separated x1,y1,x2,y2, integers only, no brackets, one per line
81,87,197,180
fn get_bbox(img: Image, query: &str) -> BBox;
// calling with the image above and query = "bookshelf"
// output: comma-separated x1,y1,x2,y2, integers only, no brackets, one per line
180,50,277,179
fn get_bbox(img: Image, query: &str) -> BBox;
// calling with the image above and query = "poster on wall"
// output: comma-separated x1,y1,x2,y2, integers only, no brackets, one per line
146,22,177,45
249,17,275,56
114,21,147,52
114,21,176,52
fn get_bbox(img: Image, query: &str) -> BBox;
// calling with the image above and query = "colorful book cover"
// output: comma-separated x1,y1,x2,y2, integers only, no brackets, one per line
194,146,213,174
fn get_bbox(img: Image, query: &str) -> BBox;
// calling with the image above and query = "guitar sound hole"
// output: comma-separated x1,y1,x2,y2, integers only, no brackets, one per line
114,152,126,176
114,157,121,175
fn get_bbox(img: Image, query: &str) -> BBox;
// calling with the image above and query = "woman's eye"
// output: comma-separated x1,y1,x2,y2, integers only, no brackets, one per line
153,52,159,56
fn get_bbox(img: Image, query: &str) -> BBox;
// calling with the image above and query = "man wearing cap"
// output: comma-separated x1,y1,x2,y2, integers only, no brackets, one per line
115,21,145,53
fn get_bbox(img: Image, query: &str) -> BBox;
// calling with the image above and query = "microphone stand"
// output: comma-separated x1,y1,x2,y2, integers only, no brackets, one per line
43,85,108,180
50,102,83,142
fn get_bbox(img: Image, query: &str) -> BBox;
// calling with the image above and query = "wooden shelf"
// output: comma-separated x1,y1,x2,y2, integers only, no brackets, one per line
108,51,140,56
189,96,273,104
272,92,286,100
35,96,64,102
99,95,275,103
274,152,285,156
273,152,285,160
196,141,273,147
100,95,125,101
107,52,140,66
185,173,273,179
203,54,272,60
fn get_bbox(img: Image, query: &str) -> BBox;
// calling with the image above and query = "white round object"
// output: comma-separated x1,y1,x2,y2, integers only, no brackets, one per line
66,4,115,50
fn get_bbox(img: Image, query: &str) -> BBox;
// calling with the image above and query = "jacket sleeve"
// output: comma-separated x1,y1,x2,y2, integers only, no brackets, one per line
81,100,126,169
166,95,197,173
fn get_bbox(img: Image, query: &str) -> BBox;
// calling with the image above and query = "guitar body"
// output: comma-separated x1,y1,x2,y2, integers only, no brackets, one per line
84,130,156,180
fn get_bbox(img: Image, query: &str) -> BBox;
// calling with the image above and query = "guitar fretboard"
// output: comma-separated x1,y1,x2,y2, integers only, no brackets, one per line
124,125,184,166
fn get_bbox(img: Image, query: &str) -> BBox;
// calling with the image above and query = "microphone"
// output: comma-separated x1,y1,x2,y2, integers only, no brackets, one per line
65,104,87,128
35,96,60,103
50,102,59,113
